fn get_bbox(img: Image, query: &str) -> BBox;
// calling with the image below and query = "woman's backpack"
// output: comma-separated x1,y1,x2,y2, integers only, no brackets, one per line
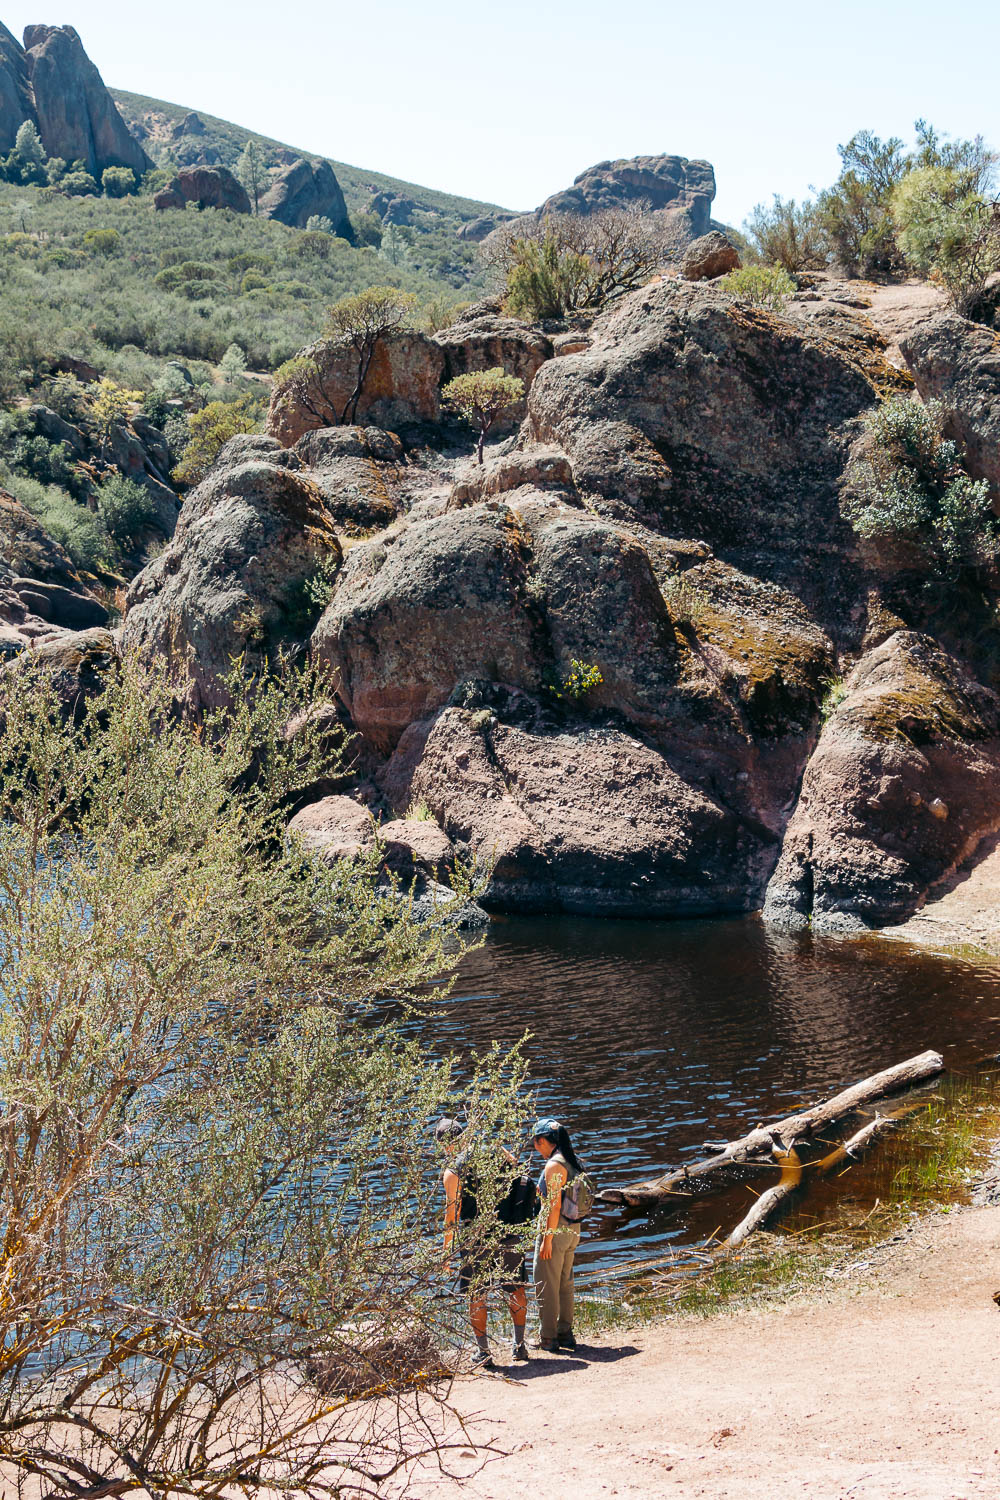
560,1168,596,1223
497,1170,540,1226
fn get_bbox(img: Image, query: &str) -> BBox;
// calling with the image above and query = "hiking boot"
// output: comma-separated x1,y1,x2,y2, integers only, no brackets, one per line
534,1337,559,1353
556,1330,577,1351
472,1349,496,1371
512,1341,530,1362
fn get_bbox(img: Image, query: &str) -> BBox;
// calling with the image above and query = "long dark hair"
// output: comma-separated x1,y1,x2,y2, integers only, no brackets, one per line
534,1119,583,1174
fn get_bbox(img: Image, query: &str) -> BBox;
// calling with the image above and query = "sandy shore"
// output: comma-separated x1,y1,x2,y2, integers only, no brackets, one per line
410,1202,1000,1499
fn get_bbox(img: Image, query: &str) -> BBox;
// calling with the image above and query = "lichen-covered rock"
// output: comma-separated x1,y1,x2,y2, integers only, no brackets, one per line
122,456,341,714
538,154,716,243
681,231,740,280
433,313,553,422
763,631,1000,932
292,427,403,534
899,312,1000,495
267,333,445,447
9,627,117,715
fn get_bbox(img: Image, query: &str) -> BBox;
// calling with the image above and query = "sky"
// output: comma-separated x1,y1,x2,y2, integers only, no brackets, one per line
6,1,1000,225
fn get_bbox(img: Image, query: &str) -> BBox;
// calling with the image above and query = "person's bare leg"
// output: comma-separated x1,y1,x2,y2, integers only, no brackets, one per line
509,1285,527,1354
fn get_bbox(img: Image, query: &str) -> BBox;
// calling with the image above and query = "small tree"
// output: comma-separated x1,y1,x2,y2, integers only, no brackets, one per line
90,376,142,458
326,285,417,424
219,341,249,382
443,367,525,464
101,164,136,197
173,391,263,485
236,138,265,214
305,212,334,233
744,195,826,272
815,129,910,276
892,166,1000,316
485,206,662,318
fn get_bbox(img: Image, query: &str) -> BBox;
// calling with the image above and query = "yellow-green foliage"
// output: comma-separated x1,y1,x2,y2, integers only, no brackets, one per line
719,264,795,312
562,660,604,699
173,392,263,486
442,366,525,461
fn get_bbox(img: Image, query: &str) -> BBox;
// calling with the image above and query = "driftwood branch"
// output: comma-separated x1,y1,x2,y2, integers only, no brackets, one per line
600,1050,943,1208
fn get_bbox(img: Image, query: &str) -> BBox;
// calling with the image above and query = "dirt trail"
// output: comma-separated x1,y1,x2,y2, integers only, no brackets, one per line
883,833,1000,957
411,1205,1000,1499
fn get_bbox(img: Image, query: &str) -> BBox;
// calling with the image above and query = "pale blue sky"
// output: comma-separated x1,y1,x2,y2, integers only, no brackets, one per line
8,1,999,225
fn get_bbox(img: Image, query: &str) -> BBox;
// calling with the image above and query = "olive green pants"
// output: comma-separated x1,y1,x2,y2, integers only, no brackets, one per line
533,1225,580,1342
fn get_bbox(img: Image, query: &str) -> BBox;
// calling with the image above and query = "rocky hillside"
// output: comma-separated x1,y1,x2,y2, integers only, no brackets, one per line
15,256,969,939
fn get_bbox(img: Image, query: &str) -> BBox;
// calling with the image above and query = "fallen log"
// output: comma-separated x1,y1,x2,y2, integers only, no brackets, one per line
600,1050,943,1208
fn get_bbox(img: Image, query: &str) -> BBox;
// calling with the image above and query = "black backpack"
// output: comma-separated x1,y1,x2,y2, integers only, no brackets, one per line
496,1170,540,1226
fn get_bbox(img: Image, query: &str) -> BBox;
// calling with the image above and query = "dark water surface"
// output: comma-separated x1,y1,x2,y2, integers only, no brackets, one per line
438,915,1000,1273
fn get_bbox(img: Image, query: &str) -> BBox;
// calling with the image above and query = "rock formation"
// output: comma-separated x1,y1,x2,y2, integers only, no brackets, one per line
681,231,741,280
0,21,33,152
260,158,352,236
154,166,250,214
538,154,717,244
899,313,1000,496
123,273,1000,930
17,25,151,177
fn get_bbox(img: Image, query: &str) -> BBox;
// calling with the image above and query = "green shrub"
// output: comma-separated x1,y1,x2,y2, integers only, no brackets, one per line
815,130,909,277
60,170,98,197
96,473,157,548
101,167,137,199
892,166,1000,316
743,195,826,272
83,227,121,256
844,396,999,575
718,264,796,312
173,392,263,485
3,469,110,572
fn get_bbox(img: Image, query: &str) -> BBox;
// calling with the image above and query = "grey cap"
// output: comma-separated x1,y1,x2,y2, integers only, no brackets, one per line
434,1117,464,1143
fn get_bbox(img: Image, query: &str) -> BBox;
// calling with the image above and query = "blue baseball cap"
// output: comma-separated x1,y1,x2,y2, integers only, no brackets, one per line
532,1118,560,1141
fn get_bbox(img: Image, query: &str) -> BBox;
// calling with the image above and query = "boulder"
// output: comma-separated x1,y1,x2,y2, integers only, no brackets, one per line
9,627,117,715
899,312,1000,495
153,166,250,214
378,817,455,879
261,158,351,237
267,333,445,447
763,632,1000,933
524,277,885,615
28,404,87,456
292,426,403,533
286,794,375,863
122,455,341,714
681,231,740,281
22,25,151,177
433,314,553,414
172,110,206,138
457,213,516,242
12,577,108,631
381,689,760,916
370,191,418,225
537,154,716,243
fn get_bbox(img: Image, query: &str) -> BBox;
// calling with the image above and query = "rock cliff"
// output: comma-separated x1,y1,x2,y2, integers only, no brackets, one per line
7,24,152,177
538,154,717,244
120,273,1000,931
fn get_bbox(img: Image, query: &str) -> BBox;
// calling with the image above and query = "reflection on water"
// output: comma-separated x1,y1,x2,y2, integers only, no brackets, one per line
436,915,1000,1270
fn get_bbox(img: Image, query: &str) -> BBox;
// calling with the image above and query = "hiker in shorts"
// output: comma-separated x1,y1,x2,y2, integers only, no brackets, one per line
532,1118,588,1353
437,1116,535,1370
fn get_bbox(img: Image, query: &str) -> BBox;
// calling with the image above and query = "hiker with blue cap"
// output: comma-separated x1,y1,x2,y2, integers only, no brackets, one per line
531,1118,594,1353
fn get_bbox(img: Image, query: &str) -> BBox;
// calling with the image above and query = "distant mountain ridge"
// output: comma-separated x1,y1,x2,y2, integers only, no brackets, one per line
110,88,516,231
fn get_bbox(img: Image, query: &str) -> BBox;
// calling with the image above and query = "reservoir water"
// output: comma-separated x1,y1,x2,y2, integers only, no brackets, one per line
439,915,1000,1274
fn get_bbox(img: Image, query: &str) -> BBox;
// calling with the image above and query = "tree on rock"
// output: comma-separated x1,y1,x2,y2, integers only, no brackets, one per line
443,367,525,464
326,285,417,425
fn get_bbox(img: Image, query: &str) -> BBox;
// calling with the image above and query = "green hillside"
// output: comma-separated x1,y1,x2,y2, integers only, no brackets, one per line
110,89,516,223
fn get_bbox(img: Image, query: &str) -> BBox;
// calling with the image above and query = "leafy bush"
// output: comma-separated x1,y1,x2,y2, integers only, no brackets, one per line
561,660,604,699
718,264,796,312
502,232,591,319
2,469,109,572
844,396,998,575
173,392,263,485
83,227,121,256
892,166,1000,316
743,195,826,272
60,170,98,196
815,130,909,277
490,207,662,319
96,472,157,547
101,166,137,199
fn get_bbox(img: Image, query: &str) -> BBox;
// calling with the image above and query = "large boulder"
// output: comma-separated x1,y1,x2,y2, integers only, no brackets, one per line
8,627,117,715
22,25,151,177
267,333,445,447
261,158,351,237
681,231,740,281
523,277,890,617
538,154,717,244
380,688,762,916
433,313,553,423
763,632,1000,933
122,455,341,714
154,166,250,214
899,312,1000,495
292,427,403,534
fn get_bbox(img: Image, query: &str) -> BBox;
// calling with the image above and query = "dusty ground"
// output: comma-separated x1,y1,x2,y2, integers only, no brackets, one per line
410,1204,1000,1499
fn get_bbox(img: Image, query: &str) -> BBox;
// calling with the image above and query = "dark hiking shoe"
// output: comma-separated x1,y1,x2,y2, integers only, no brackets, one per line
557,1331,577,1351
534,1337,559,1352
473,1350,496,1371
512,1341,530,1362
